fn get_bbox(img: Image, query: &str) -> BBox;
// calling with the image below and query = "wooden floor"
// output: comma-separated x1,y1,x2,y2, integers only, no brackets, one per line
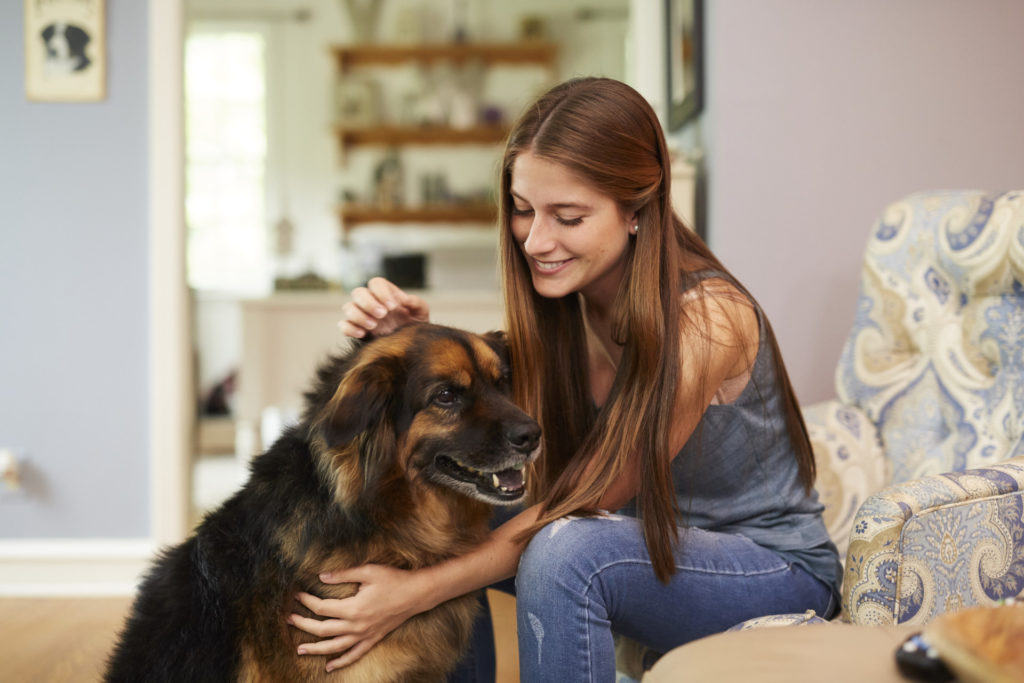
0,591,518,682
0,596,133,682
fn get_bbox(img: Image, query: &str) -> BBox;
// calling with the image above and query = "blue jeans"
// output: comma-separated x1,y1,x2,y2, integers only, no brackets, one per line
450,513,835,682
515,514,835,683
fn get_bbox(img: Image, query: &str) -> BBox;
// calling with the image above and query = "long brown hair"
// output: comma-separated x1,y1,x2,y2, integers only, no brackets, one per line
500,77,814,582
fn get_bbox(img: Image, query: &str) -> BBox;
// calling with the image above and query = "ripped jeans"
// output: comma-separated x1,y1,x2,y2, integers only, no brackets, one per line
450,513,836,682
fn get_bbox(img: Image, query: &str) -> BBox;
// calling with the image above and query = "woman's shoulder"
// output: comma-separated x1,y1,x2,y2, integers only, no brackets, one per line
677,270,760,374
679,271,757,326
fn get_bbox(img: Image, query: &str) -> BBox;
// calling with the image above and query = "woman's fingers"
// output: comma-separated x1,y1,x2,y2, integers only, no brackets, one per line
326,638,382,673
338,279,430,339
318,564,376,585
288,613,349,639
338,319,368,339
365,277,402,311
290,565,424,672
296,633,360,657
394,290,430,322
294,591,344,618
349,287,388,320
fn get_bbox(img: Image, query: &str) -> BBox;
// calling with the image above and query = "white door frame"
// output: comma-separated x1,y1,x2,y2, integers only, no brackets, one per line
149,0,191,547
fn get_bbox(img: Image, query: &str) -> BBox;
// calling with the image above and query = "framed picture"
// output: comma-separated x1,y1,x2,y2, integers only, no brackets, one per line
666,0,703,130
24,0,107,102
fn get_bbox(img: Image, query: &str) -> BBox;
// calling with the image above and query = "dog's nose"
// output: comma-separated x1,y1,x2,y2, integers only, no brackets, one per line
506,420,541,452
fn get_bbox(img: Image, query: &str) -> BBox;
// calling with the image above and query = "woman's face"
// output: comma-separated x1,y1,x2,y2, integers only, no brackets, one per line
509,151,635,305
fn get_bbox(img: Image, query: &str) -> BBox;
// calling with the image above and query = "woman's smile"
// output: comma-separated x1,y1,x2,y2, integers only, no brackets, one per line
532,257,574,274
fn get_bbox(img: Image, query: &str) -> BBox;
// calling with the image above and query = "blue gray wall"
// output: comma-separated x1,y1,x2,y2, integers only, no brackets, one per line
0,1,150,538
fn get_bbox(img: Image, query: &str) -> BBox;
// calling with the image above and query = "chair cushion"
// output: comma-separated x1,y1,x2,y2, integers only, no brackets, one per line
804,400,889,561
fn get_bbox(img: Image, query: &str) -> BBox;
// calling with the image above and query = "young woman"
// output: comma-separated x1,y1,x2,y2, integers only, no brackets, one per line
290,77,840,681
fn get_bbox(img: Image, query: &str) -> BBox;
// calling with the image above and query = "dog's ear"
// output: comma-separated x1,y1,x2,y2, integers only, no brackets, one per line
481,329,508,358
316,352,402,450
481,330,513,387
313,348,408,499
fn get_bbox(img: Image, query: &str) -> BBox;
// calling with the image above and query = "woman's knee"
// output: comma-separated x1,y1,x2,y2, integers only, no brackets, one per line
517,518,583,604
517,516,619,589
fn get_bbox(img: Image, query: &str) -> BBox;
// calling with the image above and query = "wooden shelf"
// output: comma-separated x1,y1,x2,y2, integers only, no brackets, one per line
338,203,497,229
331,41,554,233
332,42,557,70
334,124,510,147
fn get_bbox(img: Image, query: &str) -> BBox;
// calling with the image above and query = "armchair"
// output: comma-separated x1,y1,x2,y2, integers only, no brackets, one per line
806,188,1024,625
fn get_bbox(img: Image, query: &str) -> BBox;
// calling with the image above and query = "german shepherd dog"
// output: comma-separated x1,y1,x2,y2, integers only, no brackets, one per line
105,323,540,682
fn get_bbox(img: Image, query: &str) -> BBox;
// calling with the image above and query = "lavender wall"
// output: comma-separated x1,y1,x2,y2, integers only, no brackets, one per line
704,0,1024,403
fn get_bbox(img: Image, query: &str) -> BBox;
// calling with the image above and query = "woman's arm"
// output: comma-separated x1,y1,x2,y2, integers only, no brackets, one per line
290,504,542,672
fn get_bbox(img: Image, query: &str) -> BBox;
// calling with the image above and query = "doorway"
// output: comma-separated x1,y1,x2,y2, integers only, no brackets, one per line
178,0,632,527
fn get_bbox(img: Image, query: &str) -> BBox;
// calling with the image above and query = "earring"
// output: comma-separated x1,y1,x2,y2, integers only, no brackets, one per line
632,224,639,234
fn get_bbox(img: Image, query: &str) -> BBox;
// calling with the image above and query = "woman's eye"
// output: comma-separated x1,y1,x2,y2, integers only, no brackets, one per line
556,216,583,226
511,206,533,217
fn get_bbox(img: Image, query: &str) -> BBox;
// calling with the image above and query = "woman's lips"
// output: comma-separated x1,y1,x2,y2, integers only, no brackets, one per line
532,258,572,275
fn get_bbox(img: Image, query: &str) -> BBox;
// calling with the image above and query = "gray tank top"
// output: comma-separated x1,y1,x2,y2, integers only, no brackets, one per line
642,270,841,600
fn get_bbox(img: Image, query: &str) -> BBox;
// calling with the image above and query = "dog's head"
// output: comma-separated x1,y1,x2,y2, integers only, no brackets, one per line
310,323,540,508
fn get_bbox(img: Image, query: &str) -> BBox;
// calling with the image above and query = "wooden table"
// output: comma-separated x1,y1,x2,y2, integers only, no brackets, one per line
645,623,920,682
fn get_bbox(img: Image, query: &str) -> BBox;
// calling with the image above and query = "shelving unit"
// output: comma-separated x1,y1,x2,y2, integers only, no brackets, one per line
331,40,556,231
332,123,511,147
331,42,557,71
338,202,497,228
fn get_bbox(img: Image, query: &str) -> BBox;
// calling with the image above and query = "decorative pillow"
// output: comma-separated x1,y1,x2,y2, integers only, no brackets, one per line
728,610,831,631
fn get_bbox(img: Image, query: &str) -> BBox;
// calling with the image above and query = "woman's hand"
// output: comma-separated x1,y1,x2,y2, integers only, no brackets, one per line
290,506,538,671
289,564,433,672
339,277,430,339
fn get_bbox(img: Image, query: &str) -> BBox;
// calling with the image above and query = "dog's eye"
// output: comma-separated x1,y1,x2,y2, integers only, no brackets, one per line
433,387,459,407
497,370,512,392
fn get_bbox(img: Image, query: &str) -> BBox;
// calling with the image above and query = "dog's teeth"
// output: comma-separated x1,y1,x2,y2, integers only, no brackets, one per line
492,473,501,489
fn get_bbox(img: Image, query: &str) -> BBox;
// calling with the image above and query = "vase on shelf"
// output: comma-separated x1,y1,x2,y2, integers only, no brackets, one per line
340,0,383,43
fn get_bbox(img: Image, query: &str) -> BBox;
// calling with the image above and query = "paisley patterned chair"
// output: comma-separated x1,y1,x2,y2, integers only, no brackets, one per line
800,189,1024,626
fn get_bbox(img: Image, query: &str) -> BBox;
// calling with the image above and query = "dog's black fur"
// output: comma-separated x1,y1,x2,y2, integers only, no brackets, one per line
104,323,539,682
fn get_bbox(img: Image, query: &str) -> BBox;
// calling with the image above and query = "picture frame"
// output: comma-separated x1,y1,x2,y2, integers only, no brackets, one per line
24,0,107,102
665,0,703,131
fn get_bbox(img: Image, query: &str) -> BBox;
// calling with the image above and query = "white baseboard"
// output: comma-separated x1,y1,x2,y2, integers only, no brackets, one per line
0,539,158,596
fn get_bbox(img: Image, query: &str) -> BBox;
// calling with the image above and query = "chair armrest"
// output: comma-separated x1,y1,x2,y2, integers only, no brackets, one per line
803,400,889,561
842,456,1024,625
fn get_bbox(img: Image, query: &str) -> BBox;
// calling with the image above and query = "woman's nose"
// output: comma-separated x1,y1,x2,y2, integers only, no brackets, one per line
522,216,554,255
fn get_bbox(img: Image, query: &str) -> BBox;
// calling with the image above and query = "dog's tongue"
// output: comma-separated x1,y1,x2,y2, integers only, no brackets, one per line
491,468,525,492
